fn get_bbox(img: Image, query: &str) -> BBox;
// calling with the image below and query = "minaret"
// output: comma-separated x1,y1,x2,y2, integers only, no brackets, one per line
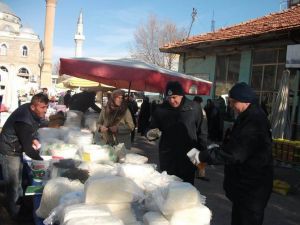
74,10,85,57
41,0,57,88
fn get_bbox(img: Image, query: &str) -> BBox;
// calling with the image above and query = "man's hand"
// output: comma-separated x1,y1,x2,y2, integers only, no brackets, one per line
187,148,201,166
32,139,41,151
146,128,161,141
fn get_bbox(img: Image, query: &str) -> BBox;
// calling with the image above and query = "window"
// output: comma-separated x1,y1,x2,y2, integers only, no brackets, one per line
18,68,29,78
22,46,28,56
0,44,7,56
215,54,241,96
0,66,8,72
250,48,291,114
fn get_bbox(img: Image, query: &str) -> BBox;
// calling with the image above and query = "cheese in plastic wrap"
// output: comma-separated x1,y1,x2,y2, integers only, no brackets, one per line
110,206,137,224
170,205,212,225
78,162,118,177
121,153,148,164
80,145,117,163
143,211,170,225
36,177,84,218
84,176,144,204
61,203,112,224
63,215,124,225
117,163,156,180
152,182,206,216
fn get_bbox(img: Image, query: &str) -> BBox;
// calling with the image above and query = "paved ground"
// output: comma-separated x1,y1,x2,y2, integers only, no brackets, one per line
1,133,299,225
131,134,300,225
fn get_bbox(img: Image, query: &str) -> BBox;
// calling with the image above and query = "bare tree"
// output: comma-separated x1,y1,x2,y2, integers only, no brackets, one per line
52,60,60,75
131,14,186,70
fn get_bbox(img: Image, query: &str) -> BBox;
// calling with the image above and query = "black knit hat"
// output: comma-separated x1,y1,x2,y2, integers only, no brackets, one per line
229,82,257,103
165,81,184,96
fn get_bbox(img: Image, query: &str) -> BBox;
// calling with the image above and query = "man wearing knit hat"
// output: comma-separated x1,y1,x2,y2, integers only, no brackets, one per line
147,81,206,184
187,82,273,225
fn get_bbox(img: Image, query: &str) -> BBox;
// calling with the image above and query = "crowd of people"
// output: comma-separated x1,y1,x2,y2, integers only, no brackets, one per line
0,81,273,225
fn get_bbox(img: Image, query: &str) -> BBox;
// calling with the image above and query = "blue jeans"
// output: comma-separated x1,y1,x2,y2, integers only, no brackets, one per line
0,153,23,216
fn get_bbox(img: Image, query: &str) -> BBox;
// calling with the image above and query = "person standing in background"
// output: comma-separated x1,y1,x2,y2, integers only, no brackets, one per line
63,90,72,108
137,96,151,136
69,90,101,113
98,89,134,149
127,93,138,143
193,96,209,181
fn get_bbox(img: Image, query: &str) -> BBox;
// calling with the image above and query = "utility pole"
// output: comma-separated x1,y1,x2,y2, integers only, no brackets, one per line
187,8,197,38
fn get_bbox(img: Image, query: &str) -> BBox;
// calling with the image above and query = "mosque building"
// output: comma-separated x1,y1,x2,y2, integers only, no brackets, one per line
0,2,43,111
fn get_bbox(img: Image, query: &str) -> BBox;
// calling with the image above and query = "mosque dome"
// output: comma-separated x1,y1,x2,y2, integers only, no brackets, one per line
20,26,35,34
0,2,16,16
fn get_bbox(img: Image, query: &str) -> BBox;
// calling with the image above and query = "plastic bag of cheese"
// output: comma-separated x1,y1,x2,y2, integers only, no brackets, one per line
78,162,118,177
84,176,144,204
170,205,212,225
61,203,112,224
143,211,170,225
36,177,84,218
120,153,148,164
153,182,206,216
63,215,124,225
117,163,156,180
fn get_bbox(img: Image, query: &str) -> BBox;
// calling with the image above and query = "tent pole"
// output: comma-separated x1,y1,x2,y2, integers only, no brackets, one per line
127,81,132,98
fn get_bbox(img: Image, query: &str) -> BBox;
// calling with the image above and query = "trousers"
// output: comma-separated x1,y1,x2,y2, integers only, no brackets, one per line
0,153,23,216
231,202,265,225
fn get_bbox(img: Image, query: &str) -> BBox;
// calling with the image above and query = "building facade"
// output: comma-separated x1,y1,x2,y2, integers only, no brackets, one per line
160,4,300,139
0,2,43,111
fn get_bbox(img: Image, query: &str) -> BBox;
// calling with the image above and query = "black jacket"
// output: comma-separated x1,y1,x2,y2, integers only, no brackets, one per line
0,103,43,160
149,97,205,183
69,91,101,113
200,103,273,210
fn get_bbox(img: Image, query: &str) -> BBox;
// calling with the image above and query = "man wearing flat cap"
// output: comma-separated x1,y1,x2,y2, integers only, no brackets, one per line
187,82,273,225
147,81,206,184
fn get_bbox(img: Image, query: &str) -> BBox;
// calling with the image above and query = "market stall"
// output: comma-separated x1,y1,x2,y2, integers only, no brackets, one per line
24,109,212,225
59,57,212,96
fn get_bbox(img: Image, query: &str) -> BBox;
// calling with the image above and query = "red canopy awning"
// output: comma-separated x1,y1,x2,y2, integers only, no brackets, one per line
59,57,212,95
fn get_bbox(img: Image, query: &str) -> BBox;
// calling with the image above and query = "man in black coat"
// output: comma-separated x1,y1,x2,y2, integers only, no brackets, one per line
63,90,72,108
188,82,273,225
147,81,206,184
0,93,48,218
69,90,101,113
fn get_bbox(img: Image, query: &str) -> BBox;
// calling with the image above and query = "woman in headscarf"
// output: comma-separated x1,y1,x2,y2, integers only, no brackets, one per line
98,89,134,149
